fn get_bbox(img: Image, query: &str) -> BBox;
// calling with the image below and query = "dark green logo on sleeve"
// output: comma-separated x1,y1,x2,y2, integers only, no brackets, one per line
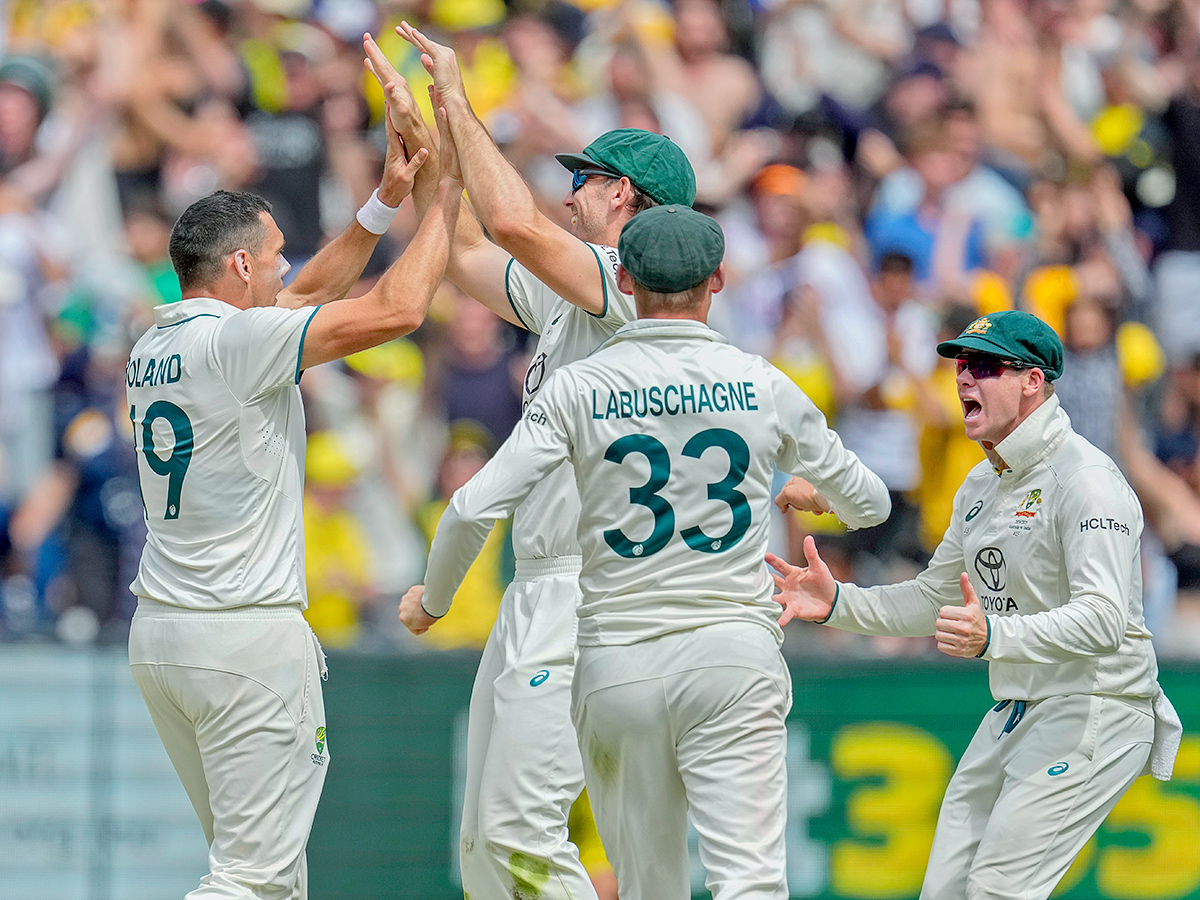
966,500,983,522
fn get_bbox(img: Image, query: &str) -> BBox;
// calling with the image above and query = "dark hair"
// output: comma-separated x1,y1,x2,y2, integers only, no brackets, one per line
878,251,915,276
624,181,659,216
169,191,273,291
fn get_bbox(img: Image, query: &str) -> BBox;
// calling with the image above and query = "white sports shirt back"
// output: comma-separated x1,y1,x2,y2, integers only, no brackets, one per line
126,297,319,610
424,319,890,645
503,244,632,560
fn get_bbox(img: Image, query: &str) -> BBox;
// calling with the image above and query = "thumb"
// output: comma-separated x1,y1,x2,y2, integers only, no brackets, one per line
960,573,979,607
406,146,429,172
803,534,821,567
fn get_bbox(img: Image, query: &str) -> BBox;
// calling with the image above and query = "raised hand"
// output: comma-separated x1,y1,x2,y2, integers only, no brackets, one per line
363,32,427,141
766,537,838,627
377,98,429,206
935,573,989,658
396,21,467,110
399,584,440,635
774,476,832,516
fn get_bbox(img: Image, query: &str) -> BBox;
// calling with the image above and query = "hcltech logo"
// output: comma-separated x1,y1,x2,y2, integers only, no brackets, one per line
530,670,550,687
312,727,327,766
1048,762,1069,776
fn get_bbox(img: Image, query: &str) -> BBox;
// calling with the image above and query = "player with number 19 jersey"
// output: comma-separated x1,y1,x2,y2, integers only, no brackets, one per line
126,297,319,610
423,318,891,641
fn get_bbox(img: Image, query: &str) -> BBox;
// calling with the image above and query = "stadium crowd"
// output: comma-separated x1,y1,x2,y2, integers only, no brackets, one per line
2,0,1200,657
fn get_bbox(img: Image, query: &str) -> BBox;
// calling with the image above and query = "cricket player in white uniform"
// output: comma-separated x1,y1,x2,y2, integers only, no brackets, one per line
126,115,461,899
403,205,892,900
367,26,699,899
770,310,1183,900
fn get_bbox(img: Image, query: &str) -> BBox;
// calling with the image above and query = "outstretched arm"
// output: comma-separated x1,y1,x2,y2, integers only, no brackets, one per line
363,31,516,323
400,22,611,316
413,381,573,629
298,126,460,369
276,100,415,309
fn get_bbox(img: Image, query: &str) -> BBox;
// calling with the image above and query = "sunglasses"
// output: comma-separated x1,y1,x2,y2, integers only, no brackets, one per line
571,168,619,193
955,356,1029,379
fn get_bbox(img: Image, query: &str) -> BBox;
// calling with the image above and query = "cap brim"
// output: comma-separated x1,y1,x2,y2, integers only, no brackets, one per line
937,334,1021,360
555,152,599,172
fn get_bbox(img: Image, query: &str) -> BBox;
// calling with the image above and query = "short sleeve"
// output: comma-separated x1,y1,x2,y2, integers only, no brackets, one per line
505,257,558,334
590,242,636,327
504,243,633,333
213,305,319,402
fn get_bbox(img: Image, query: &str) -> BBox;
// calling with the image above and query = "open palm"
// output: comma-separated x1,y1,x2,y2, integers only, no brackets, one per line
766,537,838,626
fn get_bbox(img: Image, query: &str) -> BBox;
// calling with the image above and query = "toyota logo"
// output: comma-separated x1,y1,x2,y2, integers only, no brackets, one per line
974,547,1005,591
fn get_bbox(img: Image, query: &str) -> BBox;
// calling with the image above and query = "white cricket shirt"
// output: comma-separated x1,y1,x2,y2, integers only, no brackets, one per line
424,319,891,646
503,243,632,560
827,396,1160,702
126,297,319,610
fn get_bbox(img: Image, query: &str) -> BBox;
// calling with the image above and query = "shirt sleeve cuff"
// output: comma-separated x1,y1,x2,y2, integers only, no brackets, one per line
976,615,991,658
816,583,840,625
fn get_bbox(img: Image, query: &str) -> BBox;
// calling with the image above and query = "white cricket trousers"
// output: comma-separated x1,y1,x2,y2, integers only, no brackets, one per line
129,599,329,900
921,692,1154,900
459,557,599,900
572,621,792,900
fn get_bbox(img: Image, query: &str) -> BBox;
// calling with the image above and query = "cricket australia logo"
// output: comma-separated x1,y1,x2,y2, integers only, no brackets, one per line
1015,489,1042,518
964,316,993,336
311,727,327,766
974,547,1006,592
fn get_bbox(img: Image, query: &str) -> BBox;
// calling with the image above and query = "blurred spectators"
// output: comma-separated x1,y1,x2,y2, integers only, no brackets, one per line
3,0,1200,657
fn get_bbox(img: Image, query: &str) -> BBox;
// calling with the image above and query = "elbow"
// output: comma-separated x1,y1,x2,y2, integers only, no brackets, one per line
486,212,538,252
866,482,892,527
1083,603,1125,655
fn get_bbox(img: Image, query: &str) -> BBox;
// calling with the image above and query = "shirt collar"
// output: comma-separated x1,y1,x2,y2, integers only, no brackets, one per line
153,297,240,328
604,318,728,347
993,394,1069,474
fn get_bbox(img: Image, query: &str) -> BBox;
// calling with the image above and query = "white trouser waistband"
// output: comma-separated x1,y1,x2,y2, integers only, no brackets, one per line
134,596,305,618
513,556,583,580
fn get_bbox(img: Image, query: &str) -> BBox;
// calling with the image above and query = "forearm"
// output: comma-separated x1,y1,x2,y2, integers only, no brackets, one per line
276,220,383,309
442,94,541,245
826,579,943,637
984,594,1126,663
373,178,460,325
422,500,496,617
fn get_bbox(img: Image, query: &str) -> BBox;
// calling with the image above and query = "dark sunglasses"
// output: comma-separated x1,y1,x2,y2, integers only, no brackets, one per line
955,356,1030,379
571,168,618,193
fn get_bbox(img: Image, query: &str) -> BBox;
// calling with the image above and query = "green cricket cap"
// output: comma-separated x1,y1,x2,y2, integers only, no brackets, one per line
618,205,724,293
0,55,54,121
936,310,1064,381
555,129,696,207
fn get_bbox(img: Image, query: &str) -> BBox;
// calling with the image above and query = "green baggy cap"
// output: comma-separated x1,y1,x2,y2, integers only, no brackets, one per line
936,310,1064,381
556,129,696,207
618,205,724,293
0,55,55,121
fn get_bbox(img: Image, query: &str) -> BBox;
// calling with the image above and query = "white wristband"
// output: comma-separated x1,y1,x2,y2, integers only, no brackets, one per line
356,188,400,235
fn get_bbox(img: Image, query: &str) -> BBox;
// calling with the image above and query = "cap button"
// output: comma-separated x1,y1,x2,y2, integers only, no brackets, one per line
667,207,676,213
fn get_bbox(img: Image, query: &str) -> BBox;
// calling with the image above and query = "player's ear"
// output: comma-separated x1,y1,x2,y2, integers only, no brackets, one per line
616,264,634,296
1022,366,1045,398
709,262,726,295
232,248,252,284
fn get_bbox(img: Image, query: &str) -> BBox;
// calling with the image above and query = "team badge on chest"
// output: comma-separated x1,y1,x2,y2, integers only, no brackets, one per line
1010,488,1042,534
